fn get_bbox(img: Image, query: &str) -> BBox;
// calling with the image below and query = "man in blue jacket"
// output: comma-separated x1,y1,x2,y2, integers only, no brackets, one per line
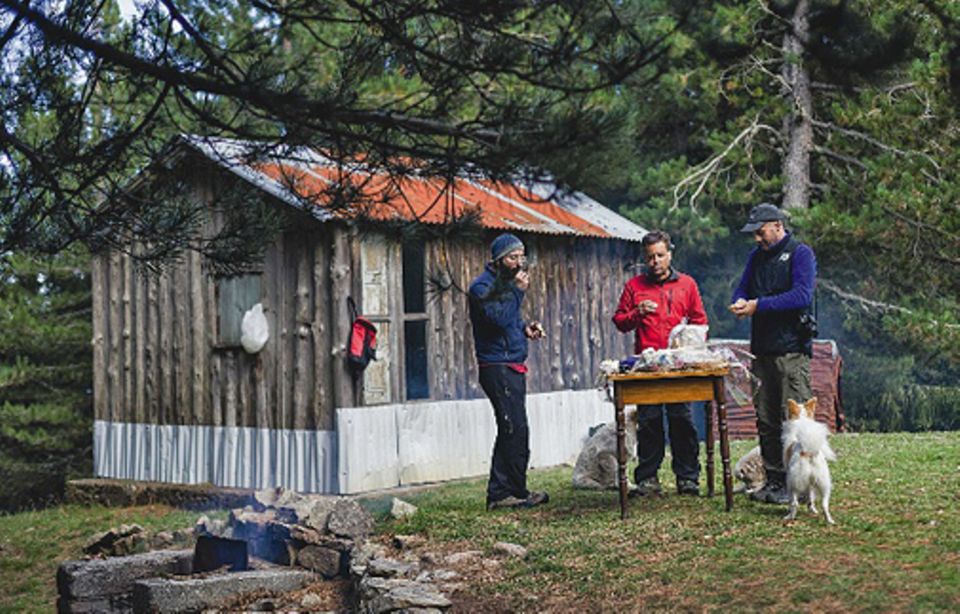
469,233,549,511
729,203,817,505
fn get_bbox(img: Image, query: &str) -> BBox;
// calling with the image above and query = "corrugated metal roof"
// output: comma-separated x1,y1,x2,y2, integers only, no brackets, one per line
181,135,646,241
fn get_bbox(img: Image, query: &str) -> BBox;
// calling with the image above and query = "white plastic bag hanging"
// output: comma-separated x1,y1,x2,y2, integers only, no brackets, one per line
241,303,269,354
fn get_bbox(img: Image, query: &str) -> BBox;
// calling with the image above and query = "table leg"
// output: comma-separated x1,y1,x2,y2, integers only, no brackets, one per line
705,394,715,498
713,378,734,511
614,385,628,520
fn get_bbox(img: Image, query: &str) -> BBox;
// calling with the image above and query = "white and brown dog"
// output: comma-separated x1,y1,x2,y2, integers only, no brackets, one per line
782,398,836,524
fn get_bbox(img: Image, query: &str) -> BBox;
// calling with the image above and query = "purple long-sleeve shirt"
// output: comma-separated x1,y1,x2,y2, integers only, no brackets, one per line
731,234,817,312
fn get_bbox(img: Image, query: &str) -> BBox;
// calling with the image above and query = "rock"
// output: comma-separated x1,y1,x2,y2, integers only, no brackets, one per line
358,576,410,601
367,557,418,579
443,550,482,566
433,569,459,581
349,542,387,578
492,541,527,559
392,534,426,550
195,516,230,538
58,549,194,600
150,531,175,550
390,498,418,519
253,487,283,510
300,496,340,533
326,499,374,540
132,569,314,613
297,545,343,578
364,580,452,612
301,592,324,610
289,525,352,552
82,524,147,557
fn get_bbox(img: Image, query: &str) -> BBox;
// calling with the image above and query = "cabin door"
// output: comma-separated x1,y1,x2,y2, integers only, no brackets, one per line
359,234,401,404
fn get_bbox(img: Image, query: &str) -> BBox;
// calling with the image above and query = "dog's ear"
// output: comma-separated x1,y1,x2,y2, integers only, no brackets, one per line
786,399,801,419
804,397,818,418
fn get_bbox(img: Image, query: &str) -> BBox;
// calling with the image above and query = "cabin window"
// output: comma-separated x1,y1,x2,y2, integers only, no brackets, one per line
216,273,262,347
402,242,429,399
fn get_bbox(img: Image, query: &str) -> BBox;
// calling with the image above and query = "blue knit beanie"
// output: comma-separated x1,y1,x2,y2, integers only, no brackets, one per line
490,233,524,262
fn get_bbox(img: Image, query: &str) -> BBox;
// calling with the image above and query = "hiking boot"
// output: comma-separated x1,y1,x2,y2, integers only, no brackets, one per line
522,491,550,508
628,477,663,498
676,478,700,496
750,481,789,505
486,495,526,511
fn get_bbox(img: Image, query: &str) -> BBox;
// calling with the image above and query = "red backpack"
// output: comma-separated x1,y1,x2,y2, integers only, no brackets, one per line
347,297,377,372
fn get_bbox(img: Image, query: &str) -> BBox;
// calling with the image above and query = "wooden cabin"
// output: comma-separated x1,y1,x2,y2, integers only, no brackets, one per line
92,136,646,493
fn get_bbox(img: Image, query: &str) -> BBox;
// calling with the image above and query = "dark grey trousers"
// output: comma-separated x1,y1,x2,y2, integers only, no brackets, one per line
751,353,813,483
479,365,530,503
633,402,700,484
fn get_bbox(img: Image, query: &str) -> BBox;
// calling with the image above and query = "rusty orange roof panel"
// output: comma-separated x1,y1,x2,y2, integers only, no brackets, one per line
183,136,647,241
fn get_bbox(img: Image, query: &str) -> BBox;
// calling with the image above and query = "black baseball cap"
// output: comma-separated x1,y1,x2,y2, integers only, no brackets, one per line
740,203,787,232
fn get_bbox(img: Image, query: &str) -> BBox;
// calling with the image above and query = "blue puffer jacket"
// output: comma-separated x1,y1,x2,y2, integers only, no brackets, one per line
468,264,528,364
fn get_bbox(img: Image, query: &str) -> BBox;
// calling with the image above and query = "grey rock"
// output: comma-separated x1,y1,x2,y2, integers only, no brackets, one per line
443,550,482,566
57,549,193,599
297,545,343,578
132,568,314,613
367,557,418,579
253,487,284,510
300,592,324,610
349,542,386,578
151,531,175,549
390,498,418,519
82,524,147,557
357,576,406,601
301,496,340,533
364,581,452,612
326,499,375,539
492,541,527,559
290,525,353,552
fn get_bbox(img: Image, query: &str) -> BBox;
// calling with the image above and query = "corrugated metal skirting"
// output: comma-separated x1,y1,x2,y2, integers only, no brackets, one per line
93,421,338,492
338,389,612,493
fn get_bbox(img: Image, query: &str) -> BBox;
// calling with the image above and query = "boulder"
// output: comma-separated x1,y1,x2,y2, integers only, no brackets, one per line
390,498,418,519
326,499,374,540
297,545,343,578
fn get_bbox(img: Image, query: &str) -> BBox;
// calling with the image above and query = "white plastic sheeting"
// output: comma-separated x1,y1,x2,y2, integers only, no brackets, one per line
337,388,612,493
93,421,338,492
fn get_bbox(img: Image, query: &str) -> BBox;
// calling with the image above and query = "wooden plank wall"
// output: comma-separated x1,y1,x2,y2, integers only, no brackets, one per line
92,169,357,431
423,232,637,401
91,177,639,428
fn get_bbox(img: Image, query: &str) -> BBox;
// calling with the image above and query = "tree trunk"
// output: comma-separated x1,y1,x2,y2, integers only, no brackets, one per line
781,0,813,210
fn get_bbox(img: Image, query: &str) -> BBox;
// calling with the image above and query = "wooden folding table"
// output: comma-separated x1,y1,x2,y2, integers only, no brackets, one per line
607,367,733,519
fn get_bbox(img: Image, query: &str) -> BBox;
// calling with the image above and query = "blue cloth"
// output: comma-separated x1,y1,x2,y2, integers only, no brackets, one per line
731,234,817,311
468,263,528,364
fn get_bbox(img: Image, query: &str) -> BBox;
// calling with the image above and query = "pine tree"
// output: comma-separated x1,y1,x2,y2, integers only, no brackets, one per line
0,249,92,511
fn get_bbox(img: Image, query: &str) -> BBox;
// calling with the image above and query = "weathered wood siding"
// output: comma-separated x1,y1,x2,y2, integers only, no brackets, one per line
92,171,354,430
92,169,639,428
420,233,636,401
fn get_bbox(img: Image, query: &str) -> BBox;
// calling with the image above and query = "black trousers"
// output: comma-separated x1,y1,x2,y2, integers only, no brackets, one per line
479,365,530,503
633,402,700,484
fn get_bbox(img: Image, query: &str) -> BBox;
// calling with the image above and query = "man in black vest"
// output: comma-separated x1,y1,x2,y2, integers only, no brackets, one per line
729,203,817,504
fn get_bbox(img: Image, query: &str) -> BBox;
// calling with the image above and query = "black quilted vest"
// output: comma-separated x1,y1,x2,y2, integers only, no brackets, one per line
747,235,813,357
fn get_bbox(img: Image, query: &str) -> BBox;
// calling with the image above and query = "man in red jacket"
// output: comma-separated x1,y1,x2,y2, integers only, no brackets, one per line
613,230,708,496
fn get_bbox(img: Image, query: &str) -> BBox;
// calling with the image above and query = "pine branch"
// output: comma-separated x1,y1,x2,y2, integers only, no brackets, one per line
819,278,960,329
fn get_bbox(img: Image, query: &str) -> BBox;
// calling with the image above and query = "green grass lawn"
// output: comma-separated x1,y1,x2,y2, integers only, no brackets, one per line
388,431,960,612
0,505,221,613
0,431,957,613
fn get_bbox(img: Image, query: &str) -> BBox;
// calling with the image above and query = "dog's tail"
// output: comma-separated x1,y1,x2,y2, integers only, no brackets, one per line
795,419,835,462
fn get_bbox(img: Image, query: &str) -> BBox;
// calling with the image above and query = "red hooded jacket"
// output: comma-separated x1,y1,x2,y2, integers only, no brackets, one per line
612,269,708,353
